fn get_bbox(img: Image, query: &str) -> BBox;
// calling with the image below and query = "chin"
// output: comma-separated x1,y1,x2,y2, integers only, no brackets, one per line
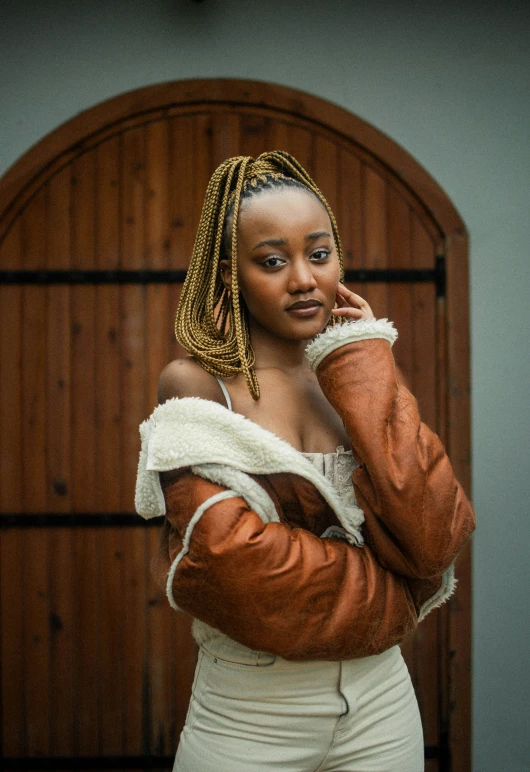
283,315,331,340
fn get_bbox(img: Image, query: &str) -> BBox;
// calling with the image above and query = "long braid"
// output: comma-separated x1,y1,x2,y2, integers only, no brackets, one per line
175,151,344,400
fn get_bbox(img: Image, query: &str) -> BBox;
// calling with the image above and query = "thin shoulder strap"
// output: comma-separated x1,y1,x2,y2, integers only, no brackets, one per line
214,375,233,411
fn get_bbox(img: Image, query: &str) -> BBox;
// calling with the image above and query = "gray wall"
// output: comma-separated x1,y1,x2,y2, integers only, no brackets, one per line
2,1,529,769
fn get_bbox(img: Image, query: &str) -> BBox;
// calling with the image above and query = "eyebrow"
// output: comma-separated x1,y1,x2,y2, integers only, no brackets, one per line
252,237,287,251
305,231,332,242
251,231,332,251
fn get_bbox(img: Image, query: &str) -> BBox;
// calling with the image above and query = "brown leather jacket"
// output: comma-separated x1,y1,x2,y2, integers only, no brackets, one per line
136,319,475,661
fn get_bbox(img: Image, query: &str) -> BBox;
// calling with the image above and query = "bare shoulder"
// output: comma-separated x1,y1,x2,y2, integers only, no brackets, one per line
158,357,225,405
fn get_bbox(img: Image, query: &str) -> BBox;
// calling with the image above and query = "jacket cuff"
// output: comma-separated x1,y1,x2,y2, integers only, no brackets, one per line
305,318,398,371
417,566,457,622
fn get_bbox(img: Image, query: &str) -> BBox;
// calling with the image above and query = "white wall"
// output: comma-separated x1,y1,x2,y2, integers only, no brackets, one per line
2,1,529,769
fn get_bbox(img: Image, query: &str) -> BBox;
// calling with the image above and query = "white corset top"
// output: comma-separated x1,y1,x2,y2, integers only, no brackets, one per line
301,446,358,506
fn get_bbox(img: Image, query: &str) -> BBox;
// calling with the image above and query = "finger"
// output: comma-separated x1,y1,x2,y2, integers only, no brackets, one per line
337,284,369,306
334,292,349,308
331,306,366,318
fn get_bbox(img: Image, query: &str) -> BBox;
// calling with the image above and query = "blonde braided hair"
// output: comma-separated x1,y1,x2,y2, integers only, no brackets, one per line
175,150,344,400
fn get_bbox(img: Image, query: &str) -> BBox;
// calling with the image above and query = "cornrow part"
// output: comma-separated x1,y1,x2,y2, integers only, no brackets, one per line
175,151,344,400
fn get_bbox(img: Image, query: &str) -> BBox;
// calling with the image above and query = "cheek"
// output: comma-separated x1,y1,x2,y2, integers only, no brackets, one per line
321,266,341,302
239,279,277,313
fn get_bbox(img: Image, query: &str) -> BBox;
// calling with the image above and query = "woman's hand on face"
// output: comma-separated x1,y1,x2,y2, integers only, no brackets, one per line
331,283,375,321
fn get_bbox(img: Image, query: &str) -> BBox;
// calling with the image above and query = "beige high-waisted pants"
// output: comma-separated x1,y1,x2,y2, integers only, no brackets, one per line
174,634,424,772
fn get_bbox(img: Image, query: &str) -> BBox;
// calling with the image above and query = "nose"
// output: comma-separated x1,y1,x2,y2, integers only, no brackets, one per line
287,258,318,294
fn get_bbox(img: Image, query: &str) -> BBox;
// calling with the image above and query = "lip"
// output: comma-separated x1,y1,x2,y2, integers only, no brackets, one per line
285,300,322,317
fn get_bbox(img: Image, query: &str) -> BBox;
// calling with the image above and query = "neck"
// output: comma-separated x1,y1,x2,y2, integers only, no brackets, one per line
248,319,313,372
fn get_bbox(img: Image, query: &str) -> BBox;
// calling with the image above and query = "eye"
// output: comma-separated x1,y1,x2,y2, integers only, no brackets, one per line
310,249,330,262
260,256,286,269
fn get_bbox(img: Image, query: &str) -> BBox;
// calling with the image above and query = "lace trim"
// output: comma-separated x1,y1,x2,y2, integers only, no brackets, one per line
301,446,358,503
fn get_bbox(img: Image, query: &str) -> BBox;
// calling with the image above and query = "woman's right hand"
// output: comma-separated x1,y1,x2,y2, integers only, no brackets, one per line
331,283,375,321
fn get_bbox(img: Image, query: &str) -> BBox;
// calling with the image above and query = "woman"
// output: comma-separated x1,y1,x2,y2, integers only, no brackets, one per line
135,151,475,771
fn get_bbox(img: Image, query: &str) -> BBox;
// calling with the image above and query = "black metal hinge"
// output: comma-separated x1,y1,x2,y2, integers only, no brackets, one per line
0,264,446,296
0,513,163,528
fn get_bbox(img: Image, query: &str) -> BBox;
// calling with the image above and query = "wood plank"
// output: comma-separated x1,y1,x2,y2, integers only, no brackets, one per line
21,289,47,508
95,138,122,507
120,126,147,506
414,610,441,751
98,528,125,755
211,109,240,167
145,120,170,271
95,136,126,754
268,121,314,174
312,135,339,215
121,528,148,754
95,304,125,754
337,147,362,271
48,525,75,756
121,125,146,271
0,218,23,513
46,166,72,513
267,118,290,155
20,186,51,756
411,217,437,426
45,165,75,756
361,164,389,318
69,151,100,755
173,615,196,739
167,283,186,362
425,759,439,772
446,229,472,772
121,123,148,754
120,122,146,499
96,135,121,270
146,284,170,415
192,114,215,228
145,120,171,406
0,529,26,755
399,632,415,684
147,528,176,754
239,112,270,159
0,215,24,755
388,188,413,384
168,115,196,270
71,526,100,755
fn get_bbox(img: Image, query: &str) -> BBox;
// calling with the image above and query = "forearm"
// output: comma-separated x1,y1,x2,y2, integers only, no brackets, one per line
307,320,476,579
160,470,418,660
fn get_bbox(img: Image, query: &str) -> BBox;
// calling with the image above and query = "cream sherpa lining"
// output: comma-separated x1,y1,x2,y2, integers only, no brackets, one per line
305,318,398,371
417,565,457,622
135,397,365,544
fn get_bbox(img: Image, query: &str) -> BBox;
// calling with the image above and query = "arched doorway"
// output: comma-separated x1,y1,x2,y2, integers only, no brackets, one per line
0,79,472,771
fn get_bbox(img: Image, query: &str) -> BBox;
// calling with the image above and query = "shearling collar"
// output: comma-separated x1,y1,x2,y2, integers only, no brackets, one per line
135,396,365,543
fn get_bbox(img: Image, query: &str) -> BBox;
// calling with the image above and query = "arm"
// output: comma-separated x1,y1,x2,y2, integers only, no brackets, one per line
306,314,476,579
158,469,421,661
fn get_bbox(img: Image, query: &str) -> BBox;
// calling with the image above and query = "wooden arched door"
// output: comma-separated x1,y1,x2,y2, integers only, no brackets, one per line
0,79,472,771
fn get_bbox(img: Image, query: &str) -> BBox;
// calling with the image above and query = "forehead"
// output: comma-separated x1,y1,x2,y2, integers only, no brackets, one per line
237,188,331,239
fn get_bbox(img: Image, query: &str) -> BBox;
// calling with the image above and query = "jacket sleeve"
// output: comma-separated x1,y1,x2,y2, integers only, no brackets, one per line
307,320,476,579
159,469,421,661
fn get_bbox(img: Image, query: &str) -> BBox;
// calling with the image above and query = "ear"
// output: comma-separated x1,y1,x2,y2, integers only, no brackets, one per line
219,258,232,291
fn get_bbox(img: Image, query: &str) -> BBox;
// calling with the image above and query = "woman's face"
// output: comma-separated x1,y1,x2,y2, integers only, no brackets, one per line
221,188,341,341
